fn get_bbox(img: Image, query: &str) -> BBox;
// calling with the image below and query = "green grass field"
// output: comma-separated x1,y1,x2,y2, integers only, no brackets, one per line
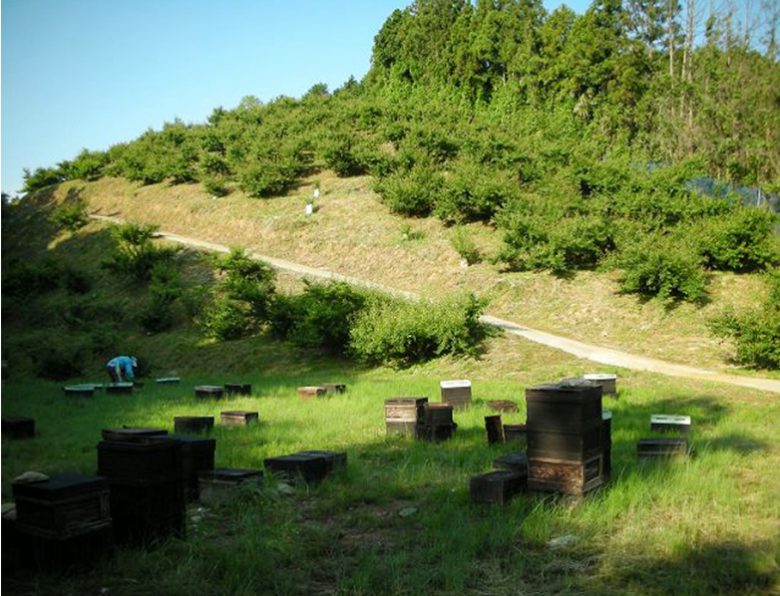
3,344,779,595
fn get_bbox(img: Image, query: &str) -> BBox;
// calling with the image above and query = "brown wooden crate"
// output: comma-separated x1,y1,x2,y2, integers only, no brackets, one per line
470,470,525,505
528,454,605,495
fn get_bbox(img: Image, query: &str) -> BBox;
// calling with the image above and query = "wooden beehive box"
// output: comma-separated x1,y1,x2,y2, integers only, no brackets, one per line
650,414,691,435
155,377,181,384
492,452,529,474
526,425,603,461
525,382,603,433
470,470,525,505
224,383,252,396
195,385,224,399
63,384,95,398
484,415,505,445
637,438,689,460
264,453,331,484
220,411,259,426
97,438,182,484
106,382,134,395
527,453,605,495
294,451,347,473
12,474,110,538
503,424,527,448
297,386,327,399
583,373,617,396
440,379,471,410
170,435,216,501
486,400,518,413
423,403,453,426
2,417,35,439
384,397,427,436
173,416,214,435
323,383,347,395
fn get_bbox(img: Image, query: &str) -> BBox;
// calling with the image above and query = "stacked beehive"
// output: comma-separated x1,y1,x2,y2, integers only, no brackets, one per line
97,430,186,543
384,397,428,437
10,474,113,572
419,403,456,441
525,382,606,495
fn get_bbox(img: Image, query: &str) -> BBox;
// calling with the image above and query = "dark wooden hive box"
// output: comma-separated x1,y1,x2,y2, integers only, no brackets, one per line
298,386,327,398
2,417,35,439
63,385,95,398
493,452,529,473
637,438,689,460
195,385,224,399
323,383,347,394
12,474,110,538
106,382,134,395
486,400,518,413
101,427,168,443
293,450,347,473
485,415,505,445
650,415,691,435
174,416,214,434
224,383,252,396
170,435,216,501
417,422,456,442
525,383,603,433
97,438,182,484
526,425,603,461
528,454,605,495
221,410,259,426
264,453,331,484
470,470,526,505
423,403,453,426
440,380,472,410
503,424,527,447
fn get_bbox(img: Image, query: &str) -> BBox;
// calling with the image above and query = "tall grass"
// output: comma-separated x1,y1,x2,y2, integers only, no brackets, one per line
2,365,778,594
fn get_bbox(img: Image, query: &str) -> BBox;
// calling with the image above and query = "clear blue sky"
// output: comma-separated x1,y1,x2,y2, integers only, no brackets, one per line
1,0,593,196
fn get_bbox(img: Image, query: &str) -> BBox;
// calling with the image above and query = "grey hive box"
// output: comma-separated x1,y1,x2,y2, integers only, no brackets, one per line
440,379,471,410
195,385,224,399
650,415,691,435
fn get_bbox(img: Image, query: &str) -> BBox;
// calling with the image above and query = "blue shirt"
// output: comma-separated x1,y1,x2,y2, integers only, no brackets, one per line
107,356,135,381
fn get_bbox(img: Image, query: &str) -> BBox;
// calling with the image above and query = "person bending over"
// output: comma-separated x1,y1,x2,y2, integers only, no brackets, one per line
106,355,138,383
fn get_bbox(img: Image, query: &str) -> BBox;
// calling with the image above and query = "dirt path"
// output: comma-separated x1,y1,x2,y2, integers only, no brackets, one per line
92,215,780,394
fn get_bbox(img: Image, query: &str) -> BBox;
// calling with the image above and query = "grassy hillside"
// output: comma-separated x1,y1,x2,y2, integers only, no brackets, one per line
50,174,775,376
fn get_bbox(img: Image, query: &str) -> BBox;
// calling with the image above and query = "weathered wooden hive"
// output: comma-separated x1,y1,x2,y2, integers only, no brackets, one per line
106,382,134,395
650,414,691,435
224,383,252,396
220,410,259,426
525,382,605,495
583,373,617,396
419,403,456,442
384,397,428,437
440,379,471,410
198,468,263,504
470,470,526,505
297,386,327,399
173,416,214,435
323,383,347,394
637,438,690,460
2,417,35,439
264,451,347,484
486,400,518,413
195,385,224,399
63,384,95,398
170,435,216,501
484,415,505,445
10,474,113,572
96,437,185,544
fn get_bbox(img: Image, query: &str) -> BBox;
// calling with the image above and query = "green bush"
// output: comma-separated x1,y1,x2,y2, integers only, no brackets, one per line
62,266,93,294
450,227,481,265
323,135,367,177
199,296,259,341
52,198,90,231
218,248,276,320
374,165,442,217
349,293,488,367
269,281,367,352
22,166,66,193
102,223,178,282
615,235,707,302
202,177,231,197
696,207,779,272
435,162,517,223
139,262,184,333
2,257,62,296
709,271,780,369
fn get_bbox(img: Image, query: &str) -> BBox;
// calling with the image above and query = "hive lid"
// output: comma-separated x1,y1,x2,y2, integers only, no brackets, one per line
107,382,134,388
156,377,181,383
583,373,617,381
195,385,224,391
13,474,109,500
440,380,471,389
651,414,691,425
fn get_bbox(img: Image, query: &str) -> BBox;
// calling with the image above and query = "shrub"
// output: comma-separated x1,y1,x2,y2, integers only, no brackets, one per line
218,248,276,320
269,282,367,352
615,234,707,302
22,166,66,193
139,262,184,333
62,266,93,294
2,258,62,296
323,135,366,177
709,271,780,369
102,223,178,282
435,162,517,223
52,198,90,231
450,227,481,265
199,295,259,341
696,208,779,272
374,165,442,217
349,294,488,367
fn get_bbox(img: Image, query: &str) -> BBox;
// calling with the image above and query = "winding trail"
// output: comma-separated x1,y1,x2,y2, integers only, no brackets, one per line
93,215,780,394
